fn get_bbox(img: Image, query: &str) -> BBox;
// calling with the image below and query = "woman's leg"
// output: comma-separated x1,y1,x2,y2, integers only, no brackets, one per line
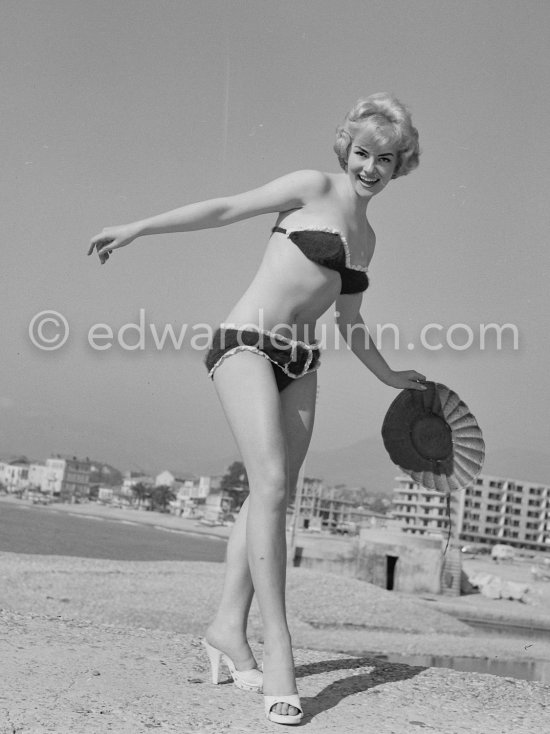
205,354,316,667
205,497,257,671
206,352,316,717
279,369,317,504
263,369,317,717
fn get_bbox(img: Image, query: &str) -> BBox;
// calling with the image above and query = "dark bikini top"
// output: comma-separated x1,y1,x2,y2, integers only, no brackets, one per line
271,226,369,294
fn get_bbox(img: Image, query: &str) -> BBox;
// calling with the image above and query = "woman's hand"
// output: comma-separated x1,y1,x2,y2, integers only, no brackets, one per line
383,369,427,391
87,223,141,264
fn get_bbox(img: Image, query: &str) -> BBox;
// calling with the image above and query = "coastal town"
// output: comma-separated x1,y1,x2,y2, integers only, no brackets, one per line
2,452,550,600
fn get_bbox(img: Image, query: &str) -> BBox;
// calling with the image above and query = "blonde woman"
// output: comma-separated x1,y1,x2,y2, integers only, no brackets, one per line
89,93,426,725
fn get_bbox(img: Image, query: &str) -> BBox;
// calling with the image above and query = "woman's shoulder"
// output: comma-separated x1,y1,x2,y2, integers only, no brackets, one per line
279,169,344,205
282,169,332,191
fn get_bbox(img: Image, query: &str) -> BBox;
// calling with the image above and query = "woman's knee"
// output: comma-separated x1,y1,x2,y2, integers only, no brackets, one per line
248,462,287,507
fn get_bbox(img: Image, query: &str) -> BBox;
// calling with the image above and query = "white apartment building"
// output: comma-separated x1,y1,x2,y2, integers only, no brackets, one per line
0,458,31,492
392,473,550,552
28,462,47,489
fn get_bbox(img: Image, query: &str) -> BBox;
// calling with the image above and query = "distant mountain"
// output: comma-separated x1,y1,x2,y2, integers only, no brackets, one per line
301,440,550,494
190,454,240,481
196,439,400,496
305,436,400,495
189,441,550,496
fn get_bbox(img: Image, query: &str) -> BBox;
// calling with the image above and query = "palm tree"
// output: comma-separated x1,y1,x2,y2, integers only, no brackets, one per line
151,484,175,513
220,461,249,510
132,482,151,510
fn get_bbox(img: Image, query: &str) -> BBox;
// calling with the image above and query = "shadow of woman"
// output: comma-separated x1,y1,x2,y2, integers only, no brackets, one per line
295,655,428,722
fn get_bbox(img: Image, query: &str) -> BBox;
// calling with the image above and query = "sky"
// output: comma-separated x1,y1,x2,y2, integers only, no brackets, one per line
2,0,549,482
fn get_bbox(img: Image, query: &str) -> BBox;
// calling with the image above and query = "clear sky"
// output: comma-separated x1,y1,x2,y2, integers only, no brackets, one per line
2,0,549,479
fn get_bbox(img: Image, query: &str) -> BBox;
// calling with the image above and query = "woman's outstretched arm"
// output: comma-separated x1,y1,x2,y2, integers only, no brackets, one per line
88,169,328,263
335,293,427,391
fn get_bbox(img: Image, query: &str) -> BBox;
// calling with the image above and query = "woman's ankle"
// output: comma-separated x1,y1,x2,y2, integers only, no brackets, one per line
206,617,247,639
262,628,292,650
263,634,293,661
204,622,257,670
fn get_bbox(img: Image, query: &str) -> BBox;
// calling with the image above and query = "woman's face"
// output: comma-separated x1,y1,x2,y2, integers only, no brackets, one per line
346,123,398,199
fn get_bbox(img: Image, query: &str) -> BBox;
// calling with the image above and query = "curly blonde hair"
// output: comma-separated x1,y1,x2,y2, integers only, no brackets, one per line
334,93,420,178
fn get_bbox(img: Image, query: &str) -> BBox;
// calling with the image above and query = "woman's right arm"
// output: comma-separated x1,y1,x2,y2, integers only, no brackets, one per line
88,169,328,263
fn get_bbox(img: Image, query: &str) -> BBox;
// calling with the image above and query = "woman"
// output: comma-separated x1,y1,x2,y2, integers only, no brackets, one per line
89,93,427,725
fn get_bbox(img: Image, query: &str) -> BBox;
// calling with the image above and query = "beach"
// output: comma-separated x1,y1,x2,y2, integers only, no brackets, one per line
1,498,549,732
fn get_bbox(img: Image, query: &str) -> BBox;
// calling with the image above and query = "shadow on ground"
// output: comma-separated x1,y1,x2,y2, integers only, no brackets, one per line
296,655,427,722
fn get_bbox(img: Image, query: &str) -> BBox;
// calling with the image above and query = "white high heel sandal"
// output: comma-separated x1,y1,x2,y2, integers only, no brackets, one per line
201,638,263,692
264,694,303,725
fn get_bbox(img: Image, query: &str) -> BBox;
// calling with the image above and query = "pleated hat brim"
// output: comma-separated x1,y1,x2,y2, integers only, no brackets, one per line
381,381,485,492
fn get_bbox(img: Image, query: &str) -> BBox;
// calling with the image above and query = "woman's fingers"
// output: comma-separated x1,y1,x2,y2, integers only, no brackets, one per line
87,238,99,256
88,233,115,263
88,235,109,255
408,372,427,390
393,370,427,390
410,381,427,391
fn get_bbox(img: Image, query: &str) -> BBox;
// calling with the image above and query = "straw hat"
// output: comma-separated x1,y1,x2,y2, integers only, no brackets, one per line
381,381,485,493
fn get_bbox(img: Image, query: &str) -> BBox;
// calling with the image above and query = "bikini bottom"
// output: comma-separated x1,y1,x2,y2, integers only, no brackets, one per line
205,327,321,392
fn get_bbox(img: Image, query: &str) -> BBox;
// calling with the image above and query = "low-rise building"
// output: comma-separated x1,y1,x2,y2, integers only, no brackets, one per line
156,471,212,515
292,526,447,595
201,491,235,523
43,455,91,502
295,477,387,532
122,471,154,491
96,485,133,507
28,462,47,490
97,487,115,503
0,458,31,493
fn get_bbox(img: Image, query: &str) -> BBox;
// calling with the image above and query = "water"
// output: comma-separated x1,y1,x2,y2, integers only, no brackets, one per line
0,501,227,561
462,616,550,642
367,651,550,684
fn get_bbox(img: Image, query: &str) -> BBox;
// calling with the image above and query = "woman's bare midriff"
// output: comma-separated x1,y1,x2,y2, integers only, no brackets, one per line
222,232,342,343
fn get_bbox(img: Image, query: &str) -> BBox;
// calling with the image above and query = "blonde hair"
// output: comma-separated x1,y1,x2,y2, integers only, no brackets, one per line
334,93,420,178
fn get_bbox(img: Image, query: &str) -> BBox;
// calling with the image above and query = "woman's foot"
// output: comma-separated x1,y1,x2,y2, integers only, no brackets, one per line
264,693,303,725
204,622,258,673
202,638,263,692
262,639,301,721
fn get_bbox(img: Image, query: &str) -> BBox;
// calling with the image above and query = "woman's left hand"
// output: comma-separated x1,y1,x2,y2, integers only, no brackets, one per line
383,370,427,391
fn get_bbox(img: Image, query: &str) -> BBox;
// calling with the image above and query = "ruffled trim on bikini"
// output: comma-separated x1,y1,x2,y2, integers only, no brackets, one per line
275,226,369,273
207,345,321,381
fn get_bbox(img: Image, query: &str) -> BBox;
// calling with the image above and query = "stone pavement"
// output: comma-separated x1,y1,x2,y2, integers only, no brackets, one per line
1,609,549,734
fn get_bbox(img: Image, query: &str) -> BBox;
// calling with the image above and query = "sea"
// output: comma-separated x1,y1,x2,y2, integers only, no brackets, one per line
0,500,226,562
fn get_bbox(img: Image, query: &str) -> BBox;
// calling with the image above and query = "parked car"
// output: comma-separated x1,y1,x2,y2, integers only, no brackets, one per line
461,543,490,556
334,521,358,536
491,544,516,562
30,493,52,505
